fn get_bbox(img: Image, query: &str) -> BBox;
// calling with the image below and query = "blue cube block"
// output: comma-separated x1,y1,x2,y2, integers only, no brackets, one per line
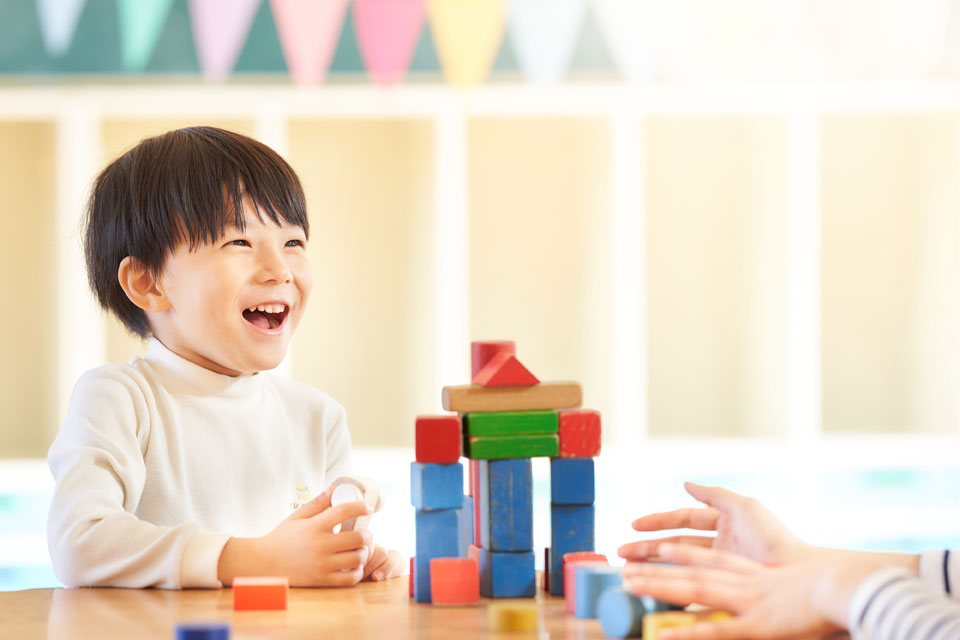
575,566,622,619
176,623,230,640
478,548,536,598
459,495,474,557
550,503,595,596
550,457,595,505
414,509,460,602
410,462,463,511
479,458,533,552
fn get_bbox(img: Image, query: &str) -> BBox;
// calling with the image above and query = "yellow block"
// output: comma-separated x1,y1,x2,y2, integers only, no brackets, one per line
642,611,697,640
487,603,538,631
426,0,505,86
707,611,734,622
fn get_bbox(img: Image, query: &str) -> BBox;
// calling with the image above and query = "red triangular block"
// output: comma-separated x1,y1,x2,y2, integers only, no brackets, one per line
472,351,539,387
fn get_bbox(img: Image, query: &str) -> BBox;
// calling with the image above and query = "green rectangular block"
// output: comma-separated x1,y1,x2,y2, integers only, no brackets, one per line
466,434,560,460
465,410,558,437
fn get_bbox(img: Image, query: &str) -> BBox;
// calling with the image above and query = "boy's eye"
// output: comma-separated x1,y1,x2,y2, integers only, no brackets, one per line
286,239,305,248
225,239,250,247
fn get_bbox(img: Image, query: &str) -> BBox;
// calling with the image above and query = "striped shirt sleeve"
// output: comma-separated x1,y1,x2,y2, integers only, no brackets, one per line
918,550,959,600
848,567,960,640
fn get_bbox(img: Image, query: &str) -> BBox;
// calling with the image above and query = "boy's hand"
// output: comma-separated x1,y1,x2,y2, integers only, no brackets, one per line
618,482,810,566
361,544,405,582
218,488,375,587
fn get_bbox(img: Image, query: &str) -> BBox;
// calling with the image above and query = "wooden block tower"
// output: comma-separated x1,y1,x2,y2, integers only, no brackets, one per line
412,340,602,603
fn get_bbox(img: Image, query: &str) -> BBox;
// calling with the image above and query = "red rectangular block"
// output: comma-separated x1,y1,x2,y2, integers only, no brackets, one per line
470,460,482,546
543,547,550,592
410,557,414,597
430,558,480,605
557,409,601,458
233,576,288,610
416,414,462,463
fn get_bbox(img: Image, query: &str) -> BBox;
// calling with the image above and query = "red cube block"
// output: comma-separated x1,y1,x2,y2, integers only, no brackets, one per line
430,558,480,605
415,415,462,463
557,409,601,458
233,576,288,610
410,556,414,597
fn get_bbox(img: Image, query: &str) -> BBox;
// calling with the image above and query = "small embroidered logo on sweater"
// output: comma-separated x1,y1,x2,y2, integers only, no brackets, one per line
291,483,313,510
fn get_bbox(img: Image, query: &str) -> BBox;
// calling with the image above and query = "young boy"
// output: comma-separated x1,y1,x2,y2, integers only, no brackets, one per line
47,126,404,589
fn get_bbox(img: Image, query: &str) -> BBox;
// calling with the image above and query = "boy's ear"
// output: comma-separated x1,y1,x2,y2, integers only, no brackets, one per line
117,257,172,312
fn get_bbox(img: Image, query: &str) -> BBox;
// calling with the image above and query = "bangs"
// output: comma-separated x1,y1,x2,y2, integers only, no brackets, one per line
128,126,309,268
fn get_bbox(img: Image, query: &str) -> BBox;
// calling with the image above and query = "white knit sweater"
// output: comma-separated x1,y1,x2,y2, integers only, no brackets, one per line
47,338,352,589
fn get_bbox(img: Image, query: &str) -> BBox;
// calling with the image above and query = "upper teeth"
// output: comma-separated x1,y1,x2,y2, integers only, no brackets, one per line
248,304,285,314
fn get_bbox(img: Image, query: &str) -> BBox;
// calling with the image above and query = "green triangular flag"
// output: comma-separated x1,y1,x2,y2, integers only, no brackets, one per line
117,0,175,71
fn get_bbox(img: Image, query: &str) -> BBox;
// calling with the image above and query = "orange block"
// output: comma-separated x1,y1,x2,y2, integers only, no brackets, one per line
233,576,288,610
473,351,540,387
430,558,480,605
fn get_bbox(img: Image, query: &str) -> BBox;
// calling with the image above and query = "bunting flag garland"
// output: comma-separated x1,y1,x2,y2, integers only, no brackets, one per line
35,0,88,57
188,0,262,80
592,0,667,82
508,0,585,85
353,0,426,87
427,0,507,86
270,0,349,86
116,0,175,71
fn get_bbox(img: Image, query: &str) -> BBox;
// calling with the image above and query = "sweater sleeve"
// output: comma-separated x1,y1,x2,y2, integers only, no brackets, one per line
848,567,960,640
918,550,960,599
47,367,230,589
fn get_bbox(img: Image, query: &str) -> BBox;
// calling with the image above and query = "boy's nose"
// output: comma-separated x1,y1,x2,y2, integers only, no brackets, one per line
257,249,293,283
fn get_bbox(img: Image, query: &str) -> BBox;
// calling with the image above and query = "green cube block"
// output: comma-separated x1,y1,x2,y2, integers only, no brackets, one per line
465,410,559,437
467,434,560,460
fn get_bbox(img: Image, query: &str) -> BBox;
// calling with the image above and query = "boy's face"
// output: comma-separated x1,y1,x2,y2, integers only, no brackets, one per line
150,198,312,376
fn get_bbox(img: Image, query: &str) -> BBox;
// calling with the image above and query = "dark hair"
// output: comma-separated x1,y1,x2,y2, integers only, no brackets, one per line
83,126,309,338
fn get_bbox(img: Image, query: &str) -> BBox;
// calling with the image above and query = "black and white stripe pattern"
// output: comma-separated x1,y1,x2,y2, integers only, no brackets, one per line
849,566,960,640
919,549,959,599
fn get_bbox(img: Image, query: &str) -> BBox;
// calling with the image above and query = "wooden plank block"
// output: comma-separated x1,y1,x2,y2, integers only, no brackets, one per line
442,382,582,413
467,434,558,460
550,457,595,505
550,506,596,596
478,459,532,551
429,558,480,605
473,351,539,386
477,548,536,598
471,340,515,378
232,576,288,610
414,509,461,603
415,414,462,463
464,410,558,437
557,409,601,458
410,462,463,511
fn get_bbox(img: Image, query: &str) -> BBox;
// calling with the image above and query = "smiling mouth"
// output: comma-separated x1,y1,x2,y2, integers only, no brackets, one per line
242,304,290,331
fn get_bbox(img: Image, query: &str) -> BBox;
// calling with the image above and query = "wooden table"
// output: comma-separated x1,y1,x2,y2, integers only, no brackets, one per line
0,577,612,639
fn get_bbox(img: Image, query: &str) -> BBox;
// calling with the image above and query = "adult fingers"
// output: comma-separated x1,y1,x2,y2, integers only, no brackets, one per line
684,482,752,514
658,543,762,574
363,545,388,580
618,536,714,560
314,500,373,532
631,507,721,533
623,561,747,590
288,488,332,520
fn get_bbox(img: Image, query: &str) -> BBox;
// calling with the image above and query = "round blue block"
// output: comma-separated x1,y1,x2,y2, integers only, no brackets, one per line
597,587,646,638
574,566,622,619
175,622,230,640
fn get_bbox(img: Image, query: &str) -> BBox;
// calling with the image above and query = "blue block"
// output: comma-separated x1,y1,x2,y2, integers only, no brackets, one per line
459,495,474,557
575,566,622,619
550,458,595,505
549,503,595,595
597,587,646,638
478,548,536,598
479,459,533,552
414,509,460,602
410,462,463,511
176,623,230,640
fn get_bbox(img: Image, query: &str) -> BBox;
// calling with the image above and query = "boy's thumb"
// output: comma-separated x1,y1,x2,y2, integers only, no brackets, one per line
289,488,332,520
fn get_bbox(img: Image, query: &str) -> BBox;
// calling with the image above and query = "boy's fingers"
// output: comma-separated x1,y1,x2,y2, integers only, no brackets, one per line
330,548,369,572
631,508,721,533
684,482,749,514
326,567,364,587
363,545,388,580
289,488,332,520
657,543,761,575
329,528,373,553
315,500,373,531
618,536,714,560
660,619,750,640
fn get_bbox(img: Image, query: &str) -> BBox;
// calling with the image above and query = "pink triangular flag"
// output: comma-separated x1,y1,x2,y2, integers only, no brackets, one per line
270,0,350,85
353,0,426,86
188,0,262,81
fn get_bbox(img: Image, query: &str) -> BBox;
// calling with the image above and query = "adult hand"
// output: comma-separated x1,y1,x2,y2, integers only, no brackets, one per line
361,544,405,582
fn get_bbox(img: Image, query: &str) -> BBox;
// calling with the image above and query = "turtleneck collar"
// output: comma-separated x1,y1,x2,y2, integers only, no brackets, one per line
141,337,264,398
